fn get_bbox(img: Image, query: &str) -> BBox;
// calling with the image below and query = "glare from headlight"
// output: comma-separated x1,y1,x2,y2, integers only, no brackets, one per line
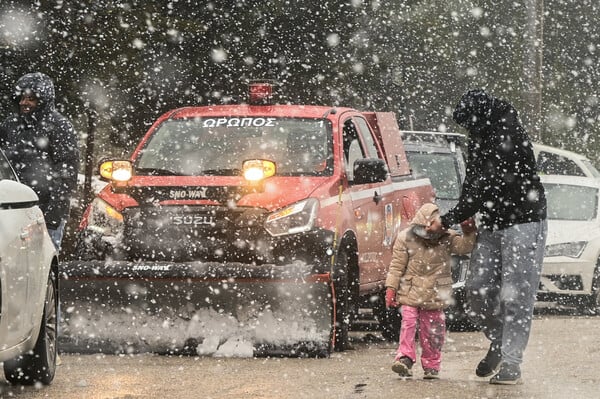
544,241,587,258
86,197,124,236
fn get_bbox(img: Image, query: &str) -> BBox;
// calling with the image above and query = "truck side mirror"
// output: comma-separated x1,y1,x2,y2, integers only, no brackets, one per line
353,158,389,184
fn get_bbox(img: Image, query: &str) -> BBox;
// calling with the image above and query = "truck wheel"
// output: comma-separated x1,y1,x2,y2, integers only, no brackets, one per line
332,250,356,351
4,271,58,385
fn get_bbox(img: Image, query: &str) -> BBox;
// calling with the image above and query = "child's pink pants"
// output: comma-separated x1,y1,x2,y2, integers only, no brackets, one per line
395,305,446,371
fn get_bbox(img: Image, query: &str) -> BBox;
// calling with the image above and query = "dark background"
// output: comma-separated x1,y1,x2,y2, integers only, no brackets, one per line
1,1,598,178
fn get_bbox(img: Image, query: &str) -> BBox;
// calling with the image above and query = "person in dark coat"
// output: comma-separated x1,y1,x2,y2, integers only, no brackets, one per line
0,72,80,251
430,89,547,385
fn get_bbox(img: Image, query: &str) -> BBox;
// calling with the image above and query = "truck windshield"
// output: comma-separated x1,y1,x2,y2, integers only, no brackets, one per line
136,117,333,176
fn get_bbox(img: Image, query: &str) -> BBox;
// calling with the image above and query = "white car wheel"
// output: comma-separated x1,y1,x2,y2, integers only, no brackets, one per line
589,264,600,314
4,271,58,385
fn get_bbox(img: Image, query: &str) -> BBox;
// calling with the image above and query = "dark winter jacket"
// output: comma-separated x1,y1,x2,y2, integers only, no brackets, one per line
441,89,546,231
0,72,80,229
385,203,476,310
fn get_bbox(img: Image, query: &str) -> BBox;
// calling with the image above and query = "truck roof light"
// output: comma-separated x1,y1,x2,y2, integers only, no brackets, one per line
248,80,277,105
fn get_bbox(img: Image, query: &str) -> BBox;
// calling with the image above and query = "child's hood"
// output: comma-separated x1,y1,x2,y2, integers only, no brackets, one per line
411,203,440,227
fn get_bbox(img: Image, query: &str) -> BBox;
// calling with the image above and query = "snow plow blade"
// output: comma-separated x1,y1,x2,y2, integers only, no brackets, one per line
59,260,333,357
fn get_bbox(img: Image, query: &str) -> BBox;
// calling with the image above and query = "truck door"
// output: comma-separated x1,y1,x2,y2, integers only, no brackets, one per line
343,117,392,288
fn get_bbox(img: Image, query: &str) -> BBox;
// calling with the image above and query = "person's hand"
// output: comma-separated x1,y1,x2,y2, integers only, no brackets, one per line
385,287,398,308
460,218,477,234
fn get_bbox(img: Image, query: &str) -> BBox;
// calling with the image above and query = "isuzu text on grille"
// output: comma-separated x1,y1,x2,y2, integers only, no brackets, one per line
171,215,215,225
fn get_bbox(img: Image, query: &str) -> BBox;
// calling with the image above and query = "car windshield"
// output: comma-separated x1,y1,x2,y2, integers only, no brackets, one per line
543,182,598,221
0,150,17,181
136,117,333,177
405,152,461,200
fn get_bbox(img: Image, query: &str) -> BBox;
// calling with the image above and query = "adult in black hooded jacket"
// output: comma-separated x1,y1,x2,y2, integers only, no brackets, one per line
0,72,80,250
432,89,547,385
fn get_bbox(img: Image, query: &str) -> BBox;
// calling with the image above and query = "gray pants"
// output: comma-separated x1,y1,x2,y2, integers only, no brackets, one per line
48,220,66,251
466,220,547,365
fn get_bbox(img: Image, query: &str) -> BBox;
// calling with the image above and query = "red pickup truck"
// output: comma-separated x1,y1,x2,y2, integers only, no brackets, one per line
62,82,434,357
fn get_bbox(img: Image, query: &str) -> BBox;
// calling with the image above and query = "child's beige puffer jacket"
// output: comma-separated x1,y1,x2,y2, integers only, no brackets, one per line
385,203,476,310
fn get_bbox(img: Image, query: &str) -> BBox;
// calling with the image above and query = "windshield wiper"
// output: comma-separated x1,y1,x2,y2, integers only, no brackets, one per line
199,168,242,176
136,167,183,176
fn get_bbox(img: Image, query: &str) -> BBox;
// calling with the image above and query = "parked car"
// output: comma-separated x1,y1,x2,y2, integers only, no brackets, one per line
537,175,600,313
402,131,466,214
533,142,600,178
401,131,477,331
0,149,58,385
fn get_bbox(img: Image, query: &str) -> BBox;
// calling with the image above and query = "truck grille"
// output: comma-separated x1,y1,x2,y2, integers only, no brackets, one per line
121,205,271,262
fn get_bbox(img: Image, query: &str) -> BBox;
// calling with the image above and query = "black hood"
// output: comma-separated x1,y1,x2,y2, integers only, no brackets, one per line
452,89,494,129
13,72,56,119
452,89,516,136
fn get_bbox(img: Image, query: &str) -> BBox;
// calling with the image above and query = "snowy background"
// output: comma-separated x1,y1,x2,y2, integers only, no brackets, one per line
1,1,598,160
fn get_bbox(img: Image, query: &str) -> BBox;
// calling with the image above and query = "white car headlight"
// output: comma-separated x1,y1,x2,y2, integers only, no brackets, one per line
86,197,124,236
264,198,319,237
545,241,587,258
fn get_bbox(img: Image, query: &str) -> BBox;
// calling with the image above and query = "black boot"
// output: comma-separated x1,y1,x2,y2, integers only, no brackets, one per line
490,362,522,385
476,343,502,377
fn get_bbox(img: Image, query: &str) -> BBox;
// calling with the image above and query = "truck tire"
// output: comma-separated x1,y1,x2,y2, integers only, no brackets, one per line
4,271,58,385
332,250,357,351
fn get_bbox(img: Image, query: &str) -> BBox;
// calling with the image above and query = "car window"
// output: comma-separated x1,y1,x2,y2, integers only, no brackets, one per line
405,152,462,200
0,151,17,181
353,117,381,159
580,159,600,178
343,119,367,182
543,182,598,220
536,151,585,176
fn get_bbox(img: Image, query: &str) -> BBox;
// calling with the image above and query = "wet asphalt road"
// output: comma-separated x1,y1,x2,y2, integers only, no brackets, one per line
1,312,599,399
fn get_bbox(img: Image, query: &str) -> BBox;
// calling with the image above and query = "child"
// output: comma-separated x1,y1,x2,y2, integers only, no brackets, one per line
385,203,476,379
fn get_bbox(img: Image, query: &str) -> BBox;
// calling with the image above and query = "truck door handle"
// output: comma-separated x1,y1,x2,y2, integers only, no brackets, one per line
373,191,382,205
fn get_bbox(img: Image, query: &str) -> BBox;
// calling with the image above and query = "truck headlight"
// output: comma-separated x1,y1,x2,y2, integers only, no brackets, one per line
265,198,319,236
545,241,587,258
86,197,124,237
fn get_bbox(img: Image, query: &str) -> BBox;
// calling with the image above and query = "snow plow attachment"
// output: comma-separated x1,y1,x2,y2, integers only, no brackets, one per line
59,260,333,357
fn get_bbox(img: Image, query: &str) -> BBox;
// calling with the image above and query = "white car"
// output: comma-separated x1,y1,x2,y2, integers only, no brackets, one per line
533,143,600,178
0,150,58,385
538,175,600,312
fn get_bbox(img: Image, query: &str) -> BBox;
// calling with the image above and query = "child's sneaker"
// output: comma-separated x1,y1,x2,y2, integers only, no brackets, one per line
391,356,413,377
423,368,439,380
